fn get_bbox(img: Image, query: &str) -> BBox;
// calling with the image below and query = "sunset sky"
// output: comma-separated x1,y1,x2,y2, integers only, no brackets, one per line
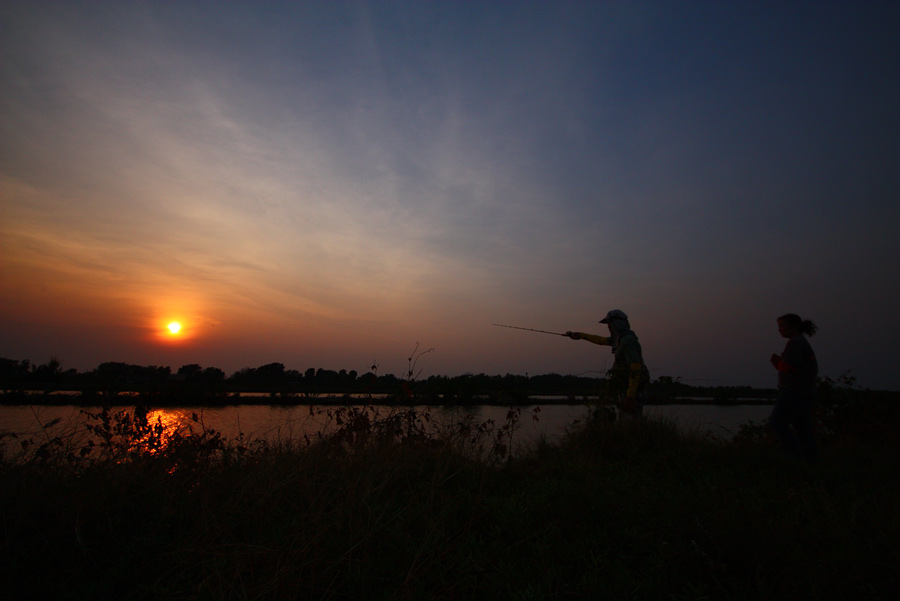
2,1,898,389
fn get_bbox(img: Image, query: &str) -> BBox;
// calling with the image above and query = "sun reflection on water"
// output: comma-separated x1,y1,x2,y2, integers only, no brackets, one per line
104,408,205,459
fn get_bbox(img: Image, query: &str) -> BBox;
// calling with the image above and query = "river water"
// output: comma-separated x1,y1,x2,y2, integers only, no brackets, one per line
1,402,772,457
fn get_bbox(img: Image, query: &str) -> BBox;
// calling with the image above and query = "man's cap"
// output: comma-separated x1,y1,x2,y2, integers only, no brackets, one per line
599,309,628,324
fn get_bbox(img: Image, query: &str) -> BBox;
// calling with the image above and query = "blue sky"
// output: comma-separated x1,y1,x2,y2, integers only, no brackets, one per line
2,1,899,388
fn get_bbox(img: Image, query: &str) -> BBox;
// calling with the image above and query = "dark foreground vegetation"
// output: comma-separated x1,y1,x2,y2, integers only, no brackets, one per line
2,382,899,600
3,356,785,405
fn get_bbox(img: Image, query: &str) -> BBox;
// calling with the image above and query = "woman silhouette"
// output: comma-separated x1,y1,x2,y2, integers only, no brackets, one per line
769,313,819,462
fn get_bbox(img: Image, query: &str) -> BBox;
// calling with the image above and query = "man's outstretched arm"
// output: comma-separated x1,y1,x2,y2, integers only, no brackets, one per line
565,332,611,346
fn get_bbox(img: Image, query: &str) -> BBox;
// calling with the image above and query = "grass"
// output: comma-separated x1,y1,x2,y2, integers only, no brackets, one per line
2,405,899,600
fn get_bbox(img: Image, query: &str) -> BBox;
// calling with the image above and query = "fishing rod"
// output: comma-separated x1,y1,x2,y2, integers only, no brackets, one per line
492,323,568,337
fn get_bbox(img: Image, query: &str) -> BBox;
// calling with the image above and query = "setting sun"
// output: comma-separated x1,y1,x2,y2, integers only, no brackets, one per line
152,314,197,345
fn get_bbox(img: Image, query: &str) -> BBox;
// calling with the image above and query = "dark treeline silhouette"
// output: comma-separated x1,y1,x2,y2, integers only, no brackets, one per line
1,356,777,406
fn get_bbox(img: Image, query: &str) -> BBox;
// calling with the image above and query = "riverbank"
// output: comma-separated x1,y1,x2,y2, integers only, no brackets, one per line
3,407,898,600
1,360,782,406
1,390,775,407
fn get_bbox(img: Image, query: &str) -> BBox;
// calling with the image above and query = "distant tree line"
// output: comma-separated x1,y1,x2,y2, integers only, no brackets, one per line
0,357,777,406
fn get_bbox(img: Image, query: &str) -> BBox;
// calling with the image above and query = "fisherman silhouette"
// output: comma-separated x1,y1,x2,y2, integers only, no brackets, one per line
566,310,650,416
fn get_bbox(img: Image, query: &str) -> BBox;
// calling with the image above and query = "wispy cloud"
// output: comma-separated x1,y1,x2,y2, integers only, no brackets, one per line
2,1,899,386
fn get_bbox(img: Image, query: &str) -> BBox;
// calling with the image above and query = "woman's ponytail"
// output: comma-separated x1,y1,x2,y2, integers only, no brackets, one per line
801,319,818,337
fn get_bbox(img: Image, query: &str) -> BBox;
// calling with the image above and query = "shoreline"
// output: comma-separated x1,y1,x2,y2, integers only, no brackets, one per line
0,390,775,407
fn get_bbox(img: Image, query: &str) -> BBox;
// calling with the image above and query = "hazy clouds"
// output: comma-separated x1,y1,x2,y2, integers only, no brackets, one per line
2,1,899,387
